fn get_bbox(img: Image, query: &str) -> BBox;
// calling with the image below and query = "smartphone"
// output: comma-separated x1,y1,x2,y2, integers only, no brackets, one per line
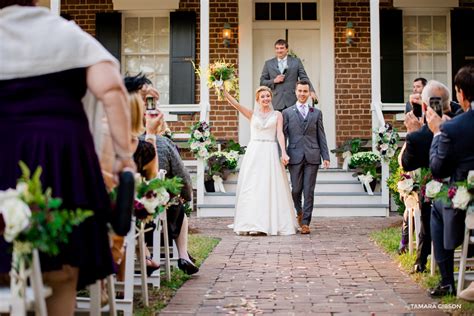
429,97,443,117
146,96,156,111
412,103,422,118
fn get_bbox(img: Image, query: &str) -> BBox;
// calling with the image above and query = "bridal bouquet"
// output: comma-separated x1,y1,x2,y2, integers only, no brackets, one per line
189,121,216,159
193,59,239,101
133,176,183,223
374,123,399,162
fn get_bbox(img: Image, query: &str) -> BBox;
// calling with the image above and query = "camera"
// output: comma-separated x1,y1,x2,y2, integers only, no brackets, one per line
412,103,422,118
429,97,443,117
146,96,156,111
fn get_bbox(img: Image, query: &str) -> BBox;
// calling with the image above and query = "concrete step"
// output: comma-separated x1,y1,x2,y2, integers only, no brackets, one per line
204,192,382,205
222,179,365,193
197,203,388,217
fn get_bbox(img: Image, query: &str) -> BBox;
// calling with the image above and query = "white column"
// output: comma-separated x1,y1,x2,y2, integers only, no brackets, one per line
50,0,60,15
197,0,210,209
370,0,389,211
320,0,336,167
238,0,252,145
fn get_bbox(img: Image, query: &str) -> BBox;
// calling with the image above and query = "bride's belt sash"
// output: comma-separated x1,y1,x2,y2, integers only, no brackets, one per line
251,139,276,143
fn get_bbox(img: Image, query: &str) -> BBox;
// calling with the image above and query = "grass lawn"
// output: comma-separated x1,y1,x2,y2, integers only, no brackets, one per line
371,225,474,315
134,234,220,315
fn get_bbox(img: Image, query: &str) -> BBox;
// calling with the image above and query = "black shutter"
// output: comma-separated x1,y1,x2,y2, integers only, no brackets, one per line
451,9,474,101
380,9,404,103
96,12,122,61
170,11,196,104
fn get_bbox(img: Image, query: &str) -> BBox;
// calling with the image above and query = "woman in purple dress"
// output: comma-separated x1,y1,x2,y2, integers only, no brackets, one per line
0,1,135,315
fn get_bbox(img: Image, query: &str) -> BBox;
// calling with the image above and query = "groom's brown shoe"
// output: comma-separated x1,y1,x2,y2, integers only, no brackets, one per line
297,213,303,227
301,225,310,234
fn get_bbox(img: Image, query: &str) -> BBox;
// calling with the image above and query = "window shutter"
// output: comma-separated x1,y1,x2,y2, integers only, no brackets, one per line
95,12,122,61
170,11,196,104
451,9,474,101
380,9,404,103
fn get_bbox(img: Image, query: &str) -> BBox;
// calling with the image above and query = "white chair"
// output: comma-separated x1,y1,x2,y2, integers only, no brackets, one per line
0,249,52,316
456,212,474,296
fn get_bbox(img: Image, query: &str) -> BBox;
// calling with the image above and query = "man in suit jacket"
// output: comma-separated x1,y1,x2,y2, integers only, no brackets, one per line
405,77,427,114
283,80,330,234
260,39,317,111
426,66,474,297
399,80,452,275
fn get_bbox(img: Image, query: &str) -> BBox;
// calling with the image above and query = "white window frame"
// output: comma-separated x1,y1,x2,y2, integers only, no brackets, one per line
382,8,452,112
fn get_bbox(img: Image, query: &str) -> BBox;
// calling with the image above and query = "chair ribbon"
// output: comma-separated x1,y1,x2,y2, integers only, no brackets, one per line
358,173,374,195
212,175,226,193
342,151,352,170
402,191,422,248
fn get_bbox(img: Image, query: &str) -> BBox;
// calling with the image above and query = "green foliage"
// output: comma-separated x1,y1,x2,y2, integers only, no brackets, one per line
15,162,93,256
136,177,183,199
386,152,405,215
221,139,246,155
331,138,366,155
183,202,192,217
349,151,381,179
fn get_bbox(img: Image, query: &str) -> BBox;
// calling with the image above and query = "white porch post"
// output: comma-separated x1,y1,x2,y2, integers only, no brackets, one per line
370,0,389,213
197,0,210,210
50,0,60,15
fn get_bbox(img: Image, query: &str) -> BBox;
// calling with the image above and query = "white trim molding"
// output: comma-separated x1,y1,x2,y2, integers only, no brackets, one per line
113,0,179,11
394,0,458,8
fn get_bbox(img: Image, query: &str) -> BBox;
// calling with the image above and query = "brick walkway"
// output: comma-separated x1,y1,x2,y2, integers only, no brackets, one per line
161,216,446,315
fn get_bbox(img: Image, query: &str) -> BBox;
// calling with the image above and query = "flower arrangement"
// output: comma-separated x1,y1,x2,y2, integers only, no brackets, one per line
0,162,92,268
397,173,415,197
188,121,216,159
374,123,399,162
133,176,183,223
221,139,246,155
386,152,405,214
193,59,239,101
331,138,367,170
206,150,240,180
432,171,474,211
349,151,381,179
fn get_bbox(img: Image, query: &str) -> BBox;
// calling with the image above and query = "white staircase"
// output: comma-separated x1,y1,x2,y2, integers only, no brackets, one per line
196,168,389,217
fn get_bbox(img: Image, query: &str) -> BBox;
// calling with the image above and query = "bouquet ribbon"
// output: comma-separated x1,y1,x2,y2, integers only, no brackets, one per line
342,151,352,171
212,175,226,193
358,173,374,195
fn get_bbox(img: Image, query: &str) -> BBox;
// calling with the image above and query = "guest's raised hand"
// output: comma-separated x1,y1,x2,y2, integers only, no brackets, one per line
426,107,442,134
404,111,423,133
145,110,163,135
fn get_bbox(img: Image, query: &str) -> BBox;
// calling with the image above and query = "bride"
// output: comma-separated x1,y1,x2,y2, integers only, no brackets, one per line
223,86,298,236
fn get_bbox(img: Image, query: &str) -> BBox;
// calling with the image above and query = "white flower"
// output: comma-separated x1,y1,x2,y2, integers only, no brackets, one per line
228,150,240,161
386,148,395,158
378,126,386,134
204,130,210,138
425,180,443,198
198,147,208,158
397,178,414,196
15,182,28,196
468,170,474,186
140,196,160,215
190,141,199,150
193,130,203,139
0,197,31,242
453,186,472,210
380,143,389,151
155,187,170,206
0,188,20,202
204,139,211,146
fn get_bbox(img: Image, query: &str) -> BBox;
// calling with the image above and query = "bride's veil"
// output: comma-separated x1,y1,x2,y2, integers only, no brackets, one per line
253,100,275,121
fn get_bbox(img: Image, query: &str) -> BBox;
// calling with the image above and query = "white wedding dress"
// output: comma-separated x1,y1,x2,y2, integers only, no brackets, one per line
233,111,298,235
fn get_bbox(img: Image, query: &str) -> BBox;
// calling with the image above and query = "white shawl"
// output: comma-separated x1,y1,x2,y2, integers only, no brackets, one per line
0,5,119,154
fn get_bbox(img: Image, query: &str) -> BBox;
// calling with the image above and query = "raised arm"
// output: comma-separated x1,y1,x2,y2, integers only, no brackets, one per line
223,89,253,120
276,112,290,165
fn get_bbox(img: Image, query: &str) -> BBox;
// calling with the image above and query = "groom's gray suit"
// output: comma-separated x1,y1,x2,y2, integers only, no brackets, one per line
283,105,329,226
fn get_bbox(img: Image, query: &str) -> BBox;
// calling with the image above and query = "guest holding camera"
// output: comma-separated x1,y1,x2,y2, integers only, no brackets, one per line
425,65,474,297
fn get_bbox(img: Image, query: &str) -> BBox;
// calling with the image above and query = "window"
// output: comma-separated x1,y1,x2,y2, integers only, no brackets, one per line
254,2,317,21
402,14,449,100
122,16,170,104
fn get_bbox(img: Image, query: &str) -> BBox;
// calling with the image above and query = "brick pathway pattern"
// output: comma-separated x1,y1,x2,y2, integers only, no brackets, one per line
161,217,446,315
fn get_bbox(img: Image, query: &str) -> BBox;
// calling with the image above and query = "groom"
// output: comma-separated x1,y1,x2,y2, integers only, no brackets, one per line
283,80,330,234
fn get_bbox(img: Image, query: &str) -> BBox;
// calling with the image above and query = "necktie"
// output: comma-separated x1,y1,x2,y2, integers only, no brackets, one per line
278,59,284,74
300,104,307,119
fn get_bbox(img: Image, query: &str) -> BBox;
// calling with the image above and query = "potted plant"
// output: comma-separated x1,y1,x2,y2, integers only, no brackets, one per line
331,138,367,169
220,139,246,168
205,150,240,192
349,151,381,193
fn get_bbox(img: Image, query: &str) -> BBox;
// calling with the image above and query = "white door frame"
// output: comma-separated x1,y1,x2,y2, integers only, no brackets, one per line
238,0,336,165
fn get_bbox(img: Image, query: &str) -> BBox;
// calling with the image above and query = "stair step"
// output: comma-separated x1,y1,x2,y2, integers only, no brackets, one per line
221,179,365,192
197,204,388,217
203,192,382,204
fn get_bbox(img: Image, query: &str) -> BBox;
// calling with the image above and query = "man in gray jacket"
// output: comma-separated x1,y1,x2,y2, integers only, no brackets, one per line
283,80,330,234
260,39,317,111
